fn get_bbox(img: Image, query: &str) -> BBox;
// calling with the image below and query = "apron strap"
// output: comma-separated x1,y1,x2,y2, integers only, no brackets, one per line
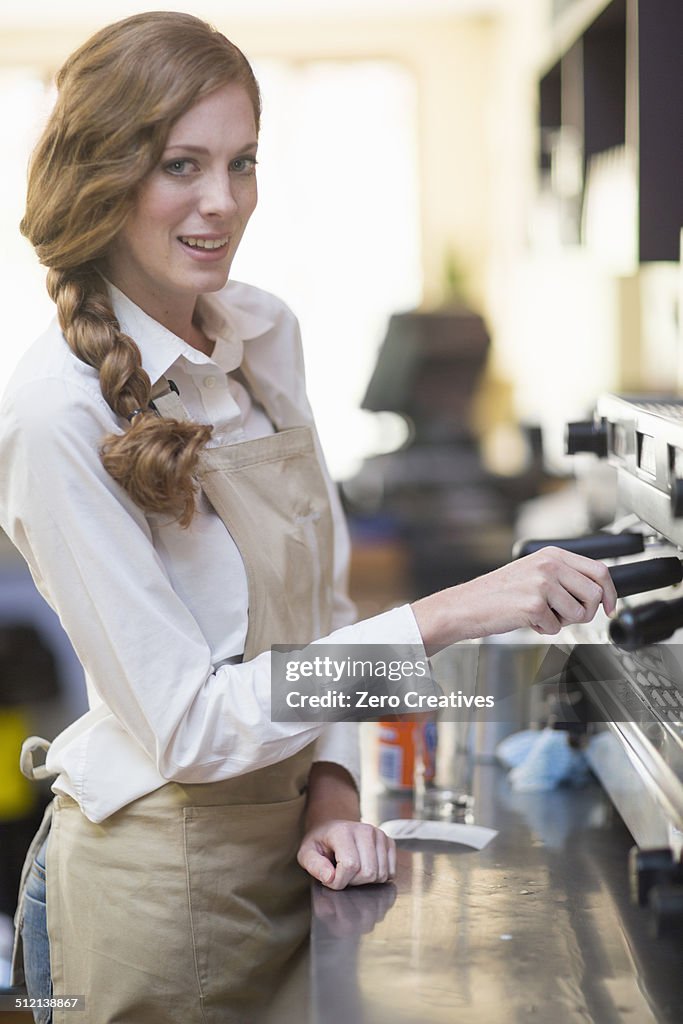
150,377,180,402
150,378,191,423
20,736,52,780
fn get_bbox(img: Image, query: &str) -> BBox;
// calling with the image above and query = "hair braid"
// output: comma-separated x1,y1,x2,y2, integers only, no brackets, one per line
46,267,212,527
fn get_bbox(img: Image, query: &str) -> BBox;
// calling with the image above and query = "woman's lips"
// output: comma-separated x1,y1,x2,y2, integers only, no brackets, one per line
178,235,230,260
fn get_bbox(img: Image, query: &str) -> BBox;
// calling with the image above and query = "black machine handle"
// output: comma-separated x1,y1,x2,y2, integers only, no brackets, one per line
513,531,645,560
565,418,608,457
610,596,683,650
608,557,683,598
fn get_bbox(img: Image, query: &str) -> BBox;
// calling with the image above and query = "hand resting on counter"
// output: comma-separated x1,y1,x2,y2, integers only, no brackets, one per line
298,761,396,890
298,819,396,891
412,547,617,654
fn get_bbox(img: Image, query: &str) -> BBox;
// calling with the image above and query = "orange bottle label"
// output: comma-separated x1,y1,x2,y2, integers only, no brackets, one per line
378,722,416,790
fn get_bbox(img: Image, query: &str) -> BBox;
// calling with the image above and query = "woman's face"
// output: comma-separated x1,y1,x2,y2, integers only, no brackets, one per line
104,83,258,324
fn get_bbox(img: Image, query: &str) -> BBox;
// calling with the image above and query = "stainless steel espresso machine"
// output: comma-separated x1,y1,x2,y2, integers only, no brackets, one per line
516,395,683,935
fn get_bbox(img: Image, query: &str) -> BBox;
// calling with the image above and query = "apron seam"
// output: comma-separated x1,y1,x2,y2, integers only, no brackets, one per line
182,811,209,1023
200,446,315,472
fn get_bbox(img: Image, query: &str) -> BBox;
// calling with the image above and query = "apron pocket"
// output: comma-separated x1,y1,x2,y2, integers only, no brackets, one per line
183,793,311,1023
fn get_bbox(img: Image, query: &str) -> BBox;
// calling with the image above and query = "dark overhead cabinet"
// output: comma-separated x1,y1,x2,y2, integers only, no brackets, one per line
539,0,683,262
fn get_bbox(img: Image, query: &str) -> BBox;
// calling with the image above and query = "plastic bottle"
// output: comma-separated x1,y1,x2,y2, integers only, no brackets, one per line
377,720,437,792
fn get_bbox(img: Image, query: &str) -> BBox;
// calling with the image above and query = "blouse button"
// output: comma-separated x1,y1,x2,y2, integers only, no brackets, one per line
203,376,217,389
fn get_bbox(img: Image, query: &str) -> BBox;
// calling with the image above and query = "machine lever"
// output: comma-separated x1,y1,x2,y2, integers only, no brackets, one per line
610,595,683,650
608,557,683,599
513,531,644,560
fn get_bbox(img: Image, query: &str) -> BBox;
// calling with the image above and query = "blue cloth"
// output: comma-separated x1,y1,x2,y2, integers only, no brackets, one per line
497,728,590,792
22,838,52,1024
495,728,539,769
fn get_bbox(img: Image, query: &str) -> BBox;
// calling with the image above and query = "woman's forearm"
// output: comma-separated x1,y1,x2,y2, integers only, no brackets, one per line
305,760,361,829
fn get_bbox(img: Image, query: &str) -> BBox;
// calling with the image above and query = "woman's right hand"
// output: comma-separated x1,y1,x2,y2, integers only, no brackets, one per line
411,547,617,653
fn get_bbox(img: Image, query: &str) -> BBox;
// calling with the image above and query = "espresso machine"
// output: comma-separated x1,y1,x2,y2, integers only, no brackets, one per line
516,395,683,935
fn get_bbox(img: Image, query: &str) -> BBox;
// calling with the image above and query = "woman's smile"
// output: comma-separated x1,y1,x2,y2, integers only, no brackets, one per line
179,234,230,250
178,234,232,258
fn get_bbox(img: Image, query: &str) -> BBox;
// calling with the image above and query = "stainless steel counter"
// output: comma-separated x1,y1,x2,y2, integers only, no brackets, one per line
2,762,681,1022
308,763,683,1024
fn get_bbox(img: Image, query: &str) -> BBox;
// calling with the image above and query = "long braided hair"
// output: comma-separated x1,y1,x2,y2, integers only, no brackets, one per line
21,12,261,526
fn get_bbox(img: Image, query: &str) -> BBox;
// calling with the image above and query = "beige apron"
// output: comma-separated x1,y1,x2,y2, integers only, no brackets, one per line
26,369,337,1023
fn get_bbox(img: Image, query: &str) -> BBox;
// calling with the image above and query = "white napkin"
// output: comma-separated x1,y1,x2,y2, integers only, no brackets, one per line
379,819,497,849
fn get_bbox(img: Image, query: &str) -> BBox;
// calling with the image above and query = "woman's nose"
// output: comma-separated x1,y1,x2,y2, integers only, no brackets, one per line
198,172,238,218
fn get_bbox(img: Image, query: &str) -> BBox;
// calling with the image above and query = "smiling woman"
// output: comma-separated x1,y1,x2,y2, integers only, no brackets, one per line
3,11,410,1023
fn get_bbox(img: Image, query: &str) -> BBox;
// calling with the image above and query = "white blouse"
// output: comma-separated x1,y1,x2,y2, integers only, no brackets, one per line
0,279,423,822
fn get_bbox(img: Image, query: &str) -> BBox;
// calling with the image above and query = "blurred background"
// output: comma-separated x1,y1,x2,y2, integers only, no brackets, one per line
0,0,681,980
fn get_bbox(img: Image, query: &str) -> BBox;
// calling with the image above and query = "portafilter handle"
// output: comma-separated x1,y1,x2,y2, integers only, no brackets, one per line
610,596,683,650
565,418,609,457
513,532,644,560
608,557,683,599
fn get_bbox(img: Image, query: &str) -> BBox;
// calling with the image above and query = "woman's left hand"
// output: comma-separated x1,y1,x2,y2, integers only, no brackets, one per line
297,820,396,890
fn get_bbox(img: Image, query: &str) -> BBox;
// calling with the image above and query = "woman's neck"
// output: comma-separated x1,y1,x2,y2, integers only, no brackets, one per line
187,315,215,357
101,267,214,356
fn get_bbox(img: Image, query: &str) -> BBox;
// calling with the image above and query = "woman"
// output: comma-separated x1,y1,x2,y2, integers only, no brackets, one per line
0,11,616,1024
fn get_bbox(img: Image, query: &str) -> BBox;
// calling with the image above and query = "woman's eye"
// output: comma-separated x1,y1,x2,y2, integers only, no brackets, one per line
164,159,194,176
230,156,257,175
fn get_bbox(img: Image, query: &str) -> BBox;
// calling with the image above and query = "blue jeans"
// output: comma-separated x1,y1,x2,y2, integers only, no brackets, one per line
22,838,52,1024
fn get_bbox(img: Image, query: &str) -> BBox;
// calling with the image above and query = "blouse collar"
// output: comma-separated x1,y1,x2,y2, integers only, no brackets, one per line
106,280,275,386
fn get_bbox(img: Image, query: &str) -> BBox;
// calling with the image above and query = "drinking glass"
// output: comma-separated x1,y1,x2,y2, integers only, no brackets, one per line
412,640,480,821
